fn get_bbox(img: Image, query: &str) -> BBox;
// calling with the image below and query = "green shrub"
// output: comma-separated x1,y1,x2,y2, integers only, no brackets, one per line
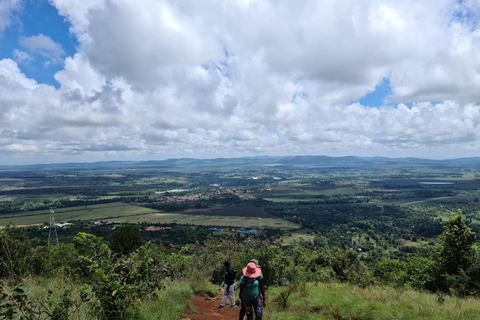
109,225,143,255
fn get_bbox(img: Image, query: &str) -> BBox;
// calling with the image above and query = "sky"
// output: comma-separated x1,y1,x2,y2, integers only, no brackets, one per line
1,0,480,165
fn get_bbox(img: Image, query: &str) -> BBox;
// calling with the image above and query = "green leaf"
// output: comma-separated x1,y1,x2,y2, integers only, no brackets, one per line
12,287,24,293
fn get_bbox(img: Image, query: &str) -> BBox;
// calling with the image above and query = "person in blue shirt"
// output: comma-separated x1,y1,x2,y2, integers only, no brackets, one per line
239,262,266,320
219,261,236,308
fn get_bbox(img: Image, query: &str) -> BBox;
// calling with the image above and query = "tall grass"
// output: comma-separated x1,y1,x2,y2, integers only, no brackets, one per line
266,282,480,320
4,277,208,319
6,276,94,320
12,276,480,319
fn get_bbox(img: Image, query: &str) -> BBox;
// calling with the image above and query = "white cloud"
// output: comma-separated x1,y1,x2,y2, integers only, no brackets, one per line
49,0,105,38
54,53,105,94
12,49,33,64
19,34,66,64
83,0,224,89
0,0,21,32
2,0,480,164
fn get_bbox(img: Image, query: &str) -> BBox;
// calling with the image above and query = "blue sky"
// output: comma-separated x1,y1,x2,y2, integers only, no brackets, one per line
359,78,392,108
1,0,480,165
0,0,77,86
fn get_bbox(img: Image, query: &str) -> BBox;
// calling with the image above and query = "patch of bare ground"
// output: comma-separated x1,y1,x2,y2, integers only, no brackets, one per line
183,287,239,320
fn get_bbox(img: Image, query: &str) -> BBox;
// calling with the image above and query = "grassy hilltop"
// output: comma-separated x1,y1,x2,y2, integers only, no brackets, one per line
3,157,480,318
2,212,480,319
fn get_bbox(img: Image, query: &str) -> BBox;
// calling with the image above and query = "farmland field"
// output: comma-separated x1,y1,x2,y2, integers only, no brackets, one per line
177,206,273,217
280,229,315,245
252,186,360,203
3,156,480,255
368,178,480,190
113,212,298,229
0,202,157,227
0,202,299,230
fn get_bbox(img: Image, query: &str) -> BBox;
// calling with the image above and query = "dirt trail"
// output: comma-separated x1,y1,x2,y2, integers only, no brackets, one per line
184,287,239,320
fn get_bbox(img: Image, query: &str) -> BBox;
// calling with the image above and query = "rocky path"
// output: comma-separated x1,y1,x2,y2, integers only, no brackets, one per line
184,287,239,320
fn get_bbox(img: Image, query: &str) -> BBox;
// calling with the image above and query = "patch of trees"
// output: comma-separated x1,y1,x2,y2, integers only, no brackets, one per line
266,203,445,254
2,212,480,318
145,195,270,212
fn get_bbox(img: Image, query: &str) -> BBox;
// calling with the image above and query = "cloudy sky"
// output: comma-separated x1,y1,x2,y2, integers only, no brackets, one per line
1,0,480,165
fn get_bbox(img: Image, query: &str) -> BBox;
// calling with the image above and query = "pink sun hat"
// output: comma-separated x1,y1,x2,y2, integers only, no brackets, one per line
243,262,262,278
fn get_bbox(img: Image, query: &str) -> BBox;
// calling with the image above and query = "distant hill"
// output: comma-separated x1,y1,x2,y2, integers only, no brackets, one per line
2,155,480,171
272,155,369,167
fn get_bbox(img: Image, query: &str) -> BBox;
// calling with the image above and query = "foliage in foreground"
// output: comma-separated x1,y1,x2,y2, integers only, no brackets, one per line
0,277,195,320
267,282,480,320
1,211,480,318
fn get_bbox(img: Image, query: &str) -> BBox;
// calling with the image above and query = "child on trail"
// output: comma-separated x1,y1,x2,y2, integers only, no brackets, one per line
219,261,236,309
239,261,266,320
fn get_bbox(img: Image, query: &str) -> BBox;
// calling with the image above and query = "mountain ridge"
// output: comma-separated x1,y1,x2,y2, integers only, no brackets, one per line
2,155,480,170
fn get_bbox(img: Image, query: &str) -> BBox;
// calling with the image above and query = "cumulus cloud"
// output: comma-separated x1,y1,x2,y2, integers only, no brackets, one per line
83,0,224,89
50,0,105,37
2,0,480,164
54,53,105,94
19,34,66,64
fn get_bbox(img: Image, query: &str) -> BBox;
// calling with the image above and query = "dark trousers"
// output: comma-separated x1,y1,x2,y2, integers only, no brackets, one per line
239,295,262,320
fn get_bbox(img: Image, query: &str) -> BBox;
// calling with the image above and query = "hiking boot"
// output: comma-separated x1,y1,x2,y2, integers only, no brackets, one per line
218,305,225,309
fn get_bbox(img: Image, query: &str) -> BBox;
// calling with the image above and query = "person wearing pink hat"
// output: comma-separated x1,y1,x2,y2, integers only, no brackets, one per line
239,262,266,320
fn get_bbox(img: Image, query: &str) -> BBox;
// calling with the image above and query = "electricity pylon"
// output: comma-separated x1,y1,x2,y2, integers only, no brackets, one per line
48,208,59,247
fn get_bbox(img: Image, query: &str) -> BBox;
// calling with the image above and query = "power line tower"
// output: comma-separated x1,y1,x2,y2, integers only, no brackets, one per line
48,208,59,247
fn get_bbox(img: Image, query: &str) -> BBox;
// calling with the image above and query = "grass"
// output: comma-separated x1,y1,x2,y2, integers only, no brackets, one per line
135,280,195,320
1,202,299,230
9,276,480,319
4,276,94,319
117,212,299,229
4,277,197,320
280,232,315,245
0,202,158,227
189,279,218,297
265,282,480,320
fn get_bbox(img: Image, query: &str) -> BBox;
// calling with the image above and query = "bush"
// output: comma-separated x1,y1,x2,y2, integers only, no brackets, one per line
109,225,144,255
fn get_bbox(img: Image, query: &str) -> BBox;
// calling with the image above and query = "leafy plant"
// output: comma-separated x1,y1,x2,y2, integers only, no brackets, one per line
0,280,93,320
109,225,144,255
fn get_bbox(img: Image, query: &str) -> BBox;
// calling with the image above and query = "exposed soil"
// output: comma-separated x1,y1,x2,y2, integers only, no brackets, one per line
184,287,239,320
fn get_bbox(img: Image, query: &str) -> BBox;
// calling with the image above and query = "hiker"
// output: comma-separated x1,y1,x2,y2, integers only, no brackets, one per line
239,261,266,320
239,260,262,319
219,261,236,309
